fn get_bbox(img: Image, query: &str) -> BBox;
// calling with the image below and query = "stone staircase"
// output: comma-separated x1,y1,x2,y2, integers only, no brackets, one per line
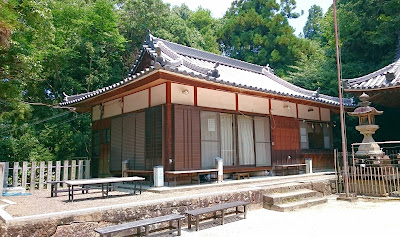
263,188,327,212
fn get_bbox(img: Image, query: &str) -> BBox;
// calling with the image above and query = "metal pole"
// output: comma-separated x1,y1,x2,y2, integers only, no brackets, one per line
333,0,350,197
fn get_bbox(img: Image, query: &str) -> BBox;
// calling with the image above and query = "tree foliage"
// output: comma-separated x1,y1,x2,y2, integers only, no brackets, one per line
303,5,323,40
219,0,302,76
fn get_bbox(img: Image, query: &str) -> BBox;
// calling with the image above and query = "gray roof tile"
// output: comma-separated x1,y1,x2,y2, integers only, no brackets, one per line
61,32,354,107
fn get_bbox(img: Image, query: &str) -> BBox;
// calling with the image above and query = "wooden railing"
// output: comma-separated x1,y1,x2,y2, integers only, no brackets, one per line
336,164,400,197
0,159,90,192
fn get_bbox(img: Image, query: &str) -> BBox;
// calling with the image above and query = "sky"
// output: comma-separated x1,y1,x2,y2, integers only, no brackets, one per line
163,0,333,36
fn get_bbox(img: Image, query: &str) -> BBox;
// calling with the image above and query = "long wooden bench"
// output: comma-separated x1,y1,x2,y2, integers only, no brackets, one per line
95,214,184,237
165,169,218,186
185,201,250,231
274,164,306,176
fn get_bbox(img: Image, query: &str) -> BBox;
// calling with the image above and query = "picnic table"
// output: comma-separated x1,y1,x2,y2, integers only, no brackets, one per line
64,176,144,201
164,169,218,186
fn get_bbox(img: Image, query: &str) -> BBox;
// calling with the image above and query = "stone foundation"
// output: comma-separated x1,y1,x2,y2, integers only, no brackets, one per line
0,180,333,237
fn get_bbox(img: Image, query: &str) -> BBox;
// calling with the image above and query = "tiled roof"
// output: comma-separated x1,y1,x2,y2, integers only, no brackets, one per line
344,58,400,91
61,32,354,107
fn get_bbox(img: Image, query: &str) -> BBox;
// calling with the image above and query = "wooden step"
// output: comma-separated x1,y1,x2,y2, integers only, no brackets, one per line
263,189,322,205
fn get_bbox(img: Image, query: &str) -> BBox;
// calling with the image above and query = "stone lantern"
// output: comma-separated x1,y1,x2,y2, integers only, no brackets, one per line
348,93,383,156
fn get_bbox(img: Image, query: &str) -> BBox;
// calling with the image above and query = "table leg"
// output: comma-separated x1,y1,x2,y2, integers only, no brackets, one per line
244,205,247,219
188,215,192,229
71,186,75,202
221,209,225,225
145,225,149,236
133,181,137,195
177,218,182,236
196,215,199,231
139,180,142,194
137,226,141,236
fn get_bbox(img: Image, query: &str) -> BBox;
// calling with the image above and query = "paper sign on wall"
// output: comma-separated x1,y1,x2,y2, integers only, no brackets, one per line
208,119,215,131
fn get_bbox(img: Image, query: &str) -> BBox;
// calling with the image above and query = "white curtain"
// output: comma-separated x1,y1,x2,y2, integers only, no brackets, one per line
323,124,331,149
238,115,255,165
254,117,271,166
200,111,220,168
220,113,235,166
299,121,309,149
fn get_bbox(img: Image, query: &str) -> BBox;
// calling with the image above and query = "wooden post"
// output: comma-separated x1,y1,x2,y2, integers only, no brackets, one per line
78,160,83,180
56,161,61,188
63,160,69,188
47,161,53,190
85,160,90,179
39,161,45,190
71,160,76,180
22,161,28,189
13,162,19,187
30,161,37,192
0,162,5,195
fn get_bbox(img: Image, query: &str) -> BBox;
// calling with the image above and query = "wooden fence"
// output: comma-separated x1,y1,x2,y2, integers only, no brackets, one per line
1,159,90,192
337,165,400,197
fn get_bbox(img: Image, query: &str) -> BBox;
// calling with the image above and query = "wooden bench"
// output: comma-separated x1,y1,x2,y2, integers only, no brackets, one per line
95,214,184,236
274,164,306,176
64,176,145,201
48,181,88,197
185,201,249,231
234,172,250,180
224,167,271,179
165,169,218,186
123,170,154,186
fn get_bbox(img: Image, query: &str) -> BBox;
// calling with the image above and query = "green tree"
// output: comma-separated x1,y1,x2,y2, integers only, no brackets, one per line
187,8,221,54
303,5,324,40
219,0,302,76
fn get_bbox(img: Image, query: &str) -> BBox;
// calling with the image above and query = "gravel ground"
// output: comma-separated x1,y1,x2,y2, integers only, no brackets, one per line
180,196,400,237
1,179,268,217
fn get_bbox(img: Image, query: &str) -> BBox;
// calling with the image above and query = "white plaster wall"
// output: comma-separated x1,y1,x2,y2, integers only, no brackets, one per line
320,108,331,121
298,104,320,121
197,88,236,110
103,99,122,118
171,83,194,106
151,83,166,106
270,100,297,118
92,105,101,121
238,94,269,114
124,89,149,113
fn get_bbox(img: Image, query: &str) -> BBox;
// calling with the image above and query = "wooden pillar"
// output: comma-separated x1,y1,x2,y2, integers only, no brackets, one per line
165,82,173,171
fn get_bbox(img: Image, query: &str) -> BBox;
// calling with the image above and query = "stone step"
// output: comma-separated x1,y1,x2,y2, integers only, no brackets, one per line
265,197,328,212
263,189,322,205
260,182,310,194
